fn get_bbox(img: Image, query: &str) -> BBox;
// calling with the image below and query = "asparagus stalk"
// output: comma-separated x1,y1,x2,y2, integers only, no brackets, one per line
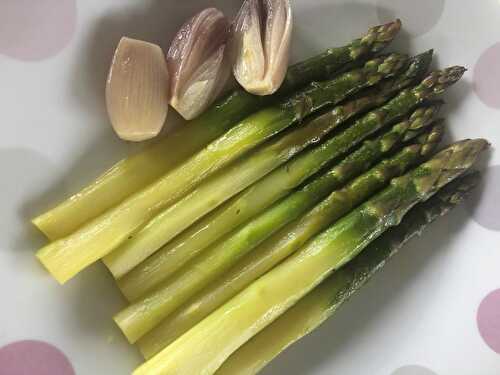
33,20,401,241
133,139,488,375
37,53,409,284
216,173,481,375
136,118,444,357
107,51,433,281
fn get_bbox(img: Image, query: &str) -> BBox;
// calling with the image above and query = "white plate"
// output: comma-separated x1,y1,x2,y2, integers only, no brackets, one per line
1,0,500,374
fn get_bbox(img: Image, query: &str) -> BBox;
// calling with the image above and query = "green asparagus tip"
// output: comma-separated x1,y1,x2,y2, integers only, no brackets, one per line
417,122,445,157
408,102,444,131
380,103,442,156
415,49,434,64
422,66,467,95
425,119,446,143
371,53,409,77
404,121,444,159
415,138,489,197
365,19,402,52
398,50,434,83
368,140,487,226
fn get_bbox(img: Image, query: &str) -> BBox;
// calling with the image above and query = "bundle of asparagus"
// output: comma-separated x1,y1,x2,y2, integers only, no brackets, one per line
103,52,412,280
116,50,434,299
137,114,445,356
133,140,487,375
31,18,488,375
216,173,480,375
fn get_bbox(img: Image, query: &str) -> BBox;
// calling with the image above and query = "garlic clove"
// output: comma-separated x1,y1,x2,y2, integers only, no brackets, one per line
263,0,292,90
232,0,266,87
106,37,169,142
171,44,231,121
231,0,293,96
168,8,231,120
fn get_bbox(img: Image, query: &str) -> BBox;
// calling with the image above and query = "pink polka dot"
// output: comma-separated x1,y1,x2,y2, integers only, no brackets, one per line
376,0,445,37
0,340,74,375
0,0,77,61
391,365,438,375
474,43,500,109
477,289,500,354
466,165,500,232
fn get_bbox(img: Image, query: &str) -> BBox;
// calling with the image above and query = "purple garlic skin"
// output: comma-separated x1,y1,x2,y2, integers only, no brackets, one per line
168,8,231,120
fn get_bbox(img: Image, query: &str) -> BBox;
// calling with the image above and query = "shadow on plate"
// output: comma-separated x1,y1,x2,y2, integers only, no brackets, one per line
292,3,407,62
439,78,473,145
52,261,144,367
0,148,65,252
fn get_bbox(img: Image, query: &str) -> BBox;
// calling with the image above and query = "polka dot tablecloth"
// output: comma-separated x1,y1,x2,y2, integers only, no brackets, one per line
0,0,499,374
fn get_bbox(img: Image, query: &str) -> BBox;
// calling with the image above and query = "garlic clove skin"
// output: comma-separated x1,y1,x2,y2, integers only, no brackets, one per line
231,0,293,96
168,8,231,120
171,44,231,121
106,37,169,142
263,0,292,92
232,0,266,88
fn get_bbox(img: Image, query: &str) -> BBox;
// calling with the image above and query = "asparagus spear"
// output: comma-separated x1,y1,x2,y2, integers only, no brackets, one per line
277,19,402,93
37,53,408,284
136,118,444,357
106,51,433,281
132,139,488,375
33,20,402,241
216,173,480,375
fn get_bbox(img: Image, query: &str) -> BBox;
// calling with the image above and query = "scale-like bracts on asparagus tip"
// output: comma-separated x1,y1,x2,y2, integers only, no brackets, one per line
32,20,403,242
282,53,409,121
216,172,480,375
279,19,403,93
135,105,444,359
